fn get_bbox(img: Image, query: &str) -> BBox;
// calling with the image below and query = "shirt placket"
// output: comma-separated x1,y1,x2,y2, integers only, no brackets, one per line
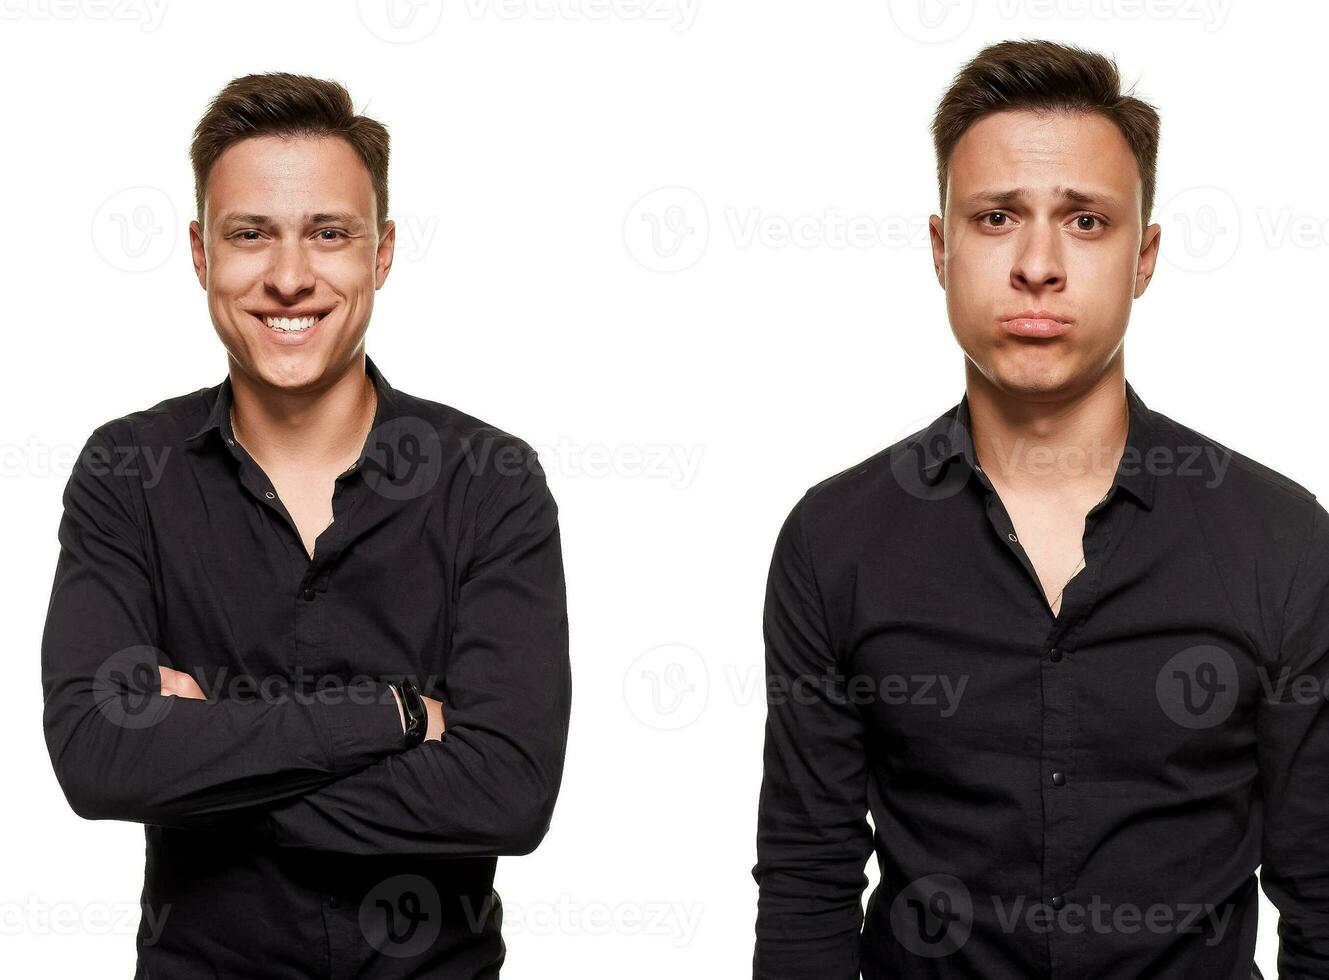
971,464,1127,979
325,887,358,980
222,428,371,978
308,476,370,980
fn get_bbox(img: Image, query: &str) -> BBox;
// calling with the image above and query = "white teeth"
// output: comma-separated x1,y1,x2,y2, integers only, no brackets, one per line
263,314,320,332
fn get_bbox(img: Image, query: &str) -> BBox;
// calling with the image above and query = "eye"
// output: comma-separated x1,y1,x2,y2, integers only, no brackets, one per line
978,211,1010,228
317,228,349,241
1072,214,1106,232
232,230,262,242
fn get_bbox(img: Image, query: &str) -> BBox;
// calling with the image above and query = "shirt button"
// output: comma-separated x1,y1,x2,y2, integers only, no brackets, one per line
302,589,316,602
328,895,341,909
1052,771,1066,786
1049,647,1063,662
1050,895,1065,910
264,491,275,499
225,437,235,446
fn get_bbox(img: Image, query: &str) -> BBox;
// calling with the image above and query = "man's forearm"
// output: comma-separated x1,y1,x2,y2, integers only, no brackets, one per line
163,668,445,742
45,657,408,829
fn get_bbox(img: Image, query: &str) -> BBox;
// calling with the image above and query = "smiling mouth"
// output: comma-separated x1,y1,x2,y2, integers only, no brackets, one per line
250,311,331,333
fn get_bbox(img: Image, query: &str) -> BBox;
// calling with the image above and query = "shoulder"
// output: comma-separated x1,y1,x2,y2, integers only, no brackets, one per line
789,419,942,543
1149,408,1318,550
79,385,217,450
380,388,549,519
1151,406,1315,507
389,387,540,478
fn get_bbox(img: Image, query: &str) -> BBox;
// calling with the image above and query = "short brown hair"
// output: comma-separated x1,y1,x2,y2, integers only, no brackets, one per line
931,39,1161,225
190,72,390,234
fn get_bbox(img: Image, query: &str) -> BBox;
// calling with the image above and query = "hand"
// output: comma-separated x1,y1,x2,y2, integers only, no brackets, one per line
159,665,206,700
423,695,446,742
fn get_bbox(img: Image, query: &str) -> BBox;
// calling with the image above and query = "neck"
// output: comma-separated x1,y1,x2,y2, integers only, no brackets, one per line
962,359,1129,500
228,354,377,470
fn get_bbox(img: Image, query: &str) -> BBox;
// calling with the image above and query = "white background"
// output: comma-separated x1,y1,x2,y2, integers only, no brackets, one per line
3,0,1326,976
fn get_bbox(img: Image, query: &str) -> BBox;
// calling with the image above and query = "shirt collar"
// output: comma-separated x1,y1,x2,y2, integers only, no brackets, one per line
184,353,406,479
918,380,1158,511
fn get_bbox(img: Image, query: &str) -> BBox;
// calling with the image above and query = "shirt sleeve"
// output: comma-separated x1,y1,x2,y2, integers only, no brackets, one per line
251,448,571,857
1257,497,1329,977
41,430,406,829
751,493,874,980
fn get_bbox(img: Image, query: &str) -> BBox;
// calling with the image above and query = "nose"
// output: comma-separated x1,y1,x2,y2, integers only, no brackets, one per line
265,238,317,299
1009,222,1066,291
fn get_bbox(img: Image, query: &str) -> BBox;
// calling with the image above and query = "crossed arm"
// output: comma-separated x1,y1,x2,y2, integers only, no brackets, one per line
42,430,571,858
158,666,445,742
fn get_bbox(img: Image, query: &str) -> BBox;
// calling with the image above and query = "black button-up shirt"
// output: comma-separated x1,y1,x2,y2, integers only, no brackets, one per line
752,380,1328,979
41,354,571,979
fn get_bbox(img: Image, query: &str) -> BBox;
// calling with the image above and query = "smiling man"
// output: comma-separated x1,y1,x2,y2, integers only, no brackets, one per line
752,40,1328,979
41,73,571,978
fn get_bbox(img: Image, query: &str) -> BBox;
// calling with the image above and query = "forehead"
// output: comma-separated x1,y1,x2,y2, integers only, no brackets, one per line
205,134,374,222
947,109,1140,205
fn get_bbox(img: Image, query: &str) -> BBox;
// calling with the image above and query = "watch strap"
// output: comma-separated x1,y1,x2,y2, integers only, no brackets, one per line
397,678,427,749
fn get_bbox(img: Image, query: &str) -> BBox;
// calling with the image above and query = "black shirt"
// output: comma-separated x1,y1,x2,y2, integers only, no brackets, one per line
41,354,571,979
752,380,1327,979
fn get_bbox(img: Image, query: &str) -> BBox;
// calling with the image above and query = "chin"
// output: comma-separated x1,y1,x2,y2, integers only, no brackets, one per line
244,350,331,391
983,358,1078,397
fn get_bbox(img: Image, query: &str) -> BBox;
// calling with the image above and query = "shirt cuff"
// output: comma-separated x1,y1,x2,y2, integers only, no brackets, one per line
316,678,404,777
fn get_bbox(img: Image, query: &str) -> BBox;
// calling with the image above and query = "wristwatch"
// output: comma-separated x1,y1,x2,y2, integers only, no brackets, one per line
395,678,427,749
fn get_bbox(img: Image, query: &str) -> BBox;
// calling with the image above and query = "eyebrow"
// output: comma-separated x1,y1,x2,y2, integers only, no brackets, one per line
219,211,367,229
958,187,1120,210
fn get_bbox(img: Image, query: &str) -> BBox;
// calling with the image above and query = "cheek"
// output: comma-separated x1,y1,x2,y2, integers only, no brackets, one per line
1068,241,1135,281
208,251,264,299
943,246,1005,326
314,245,373,273
1066,247,1137,327
311,257,374,300
946,229,1010,286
